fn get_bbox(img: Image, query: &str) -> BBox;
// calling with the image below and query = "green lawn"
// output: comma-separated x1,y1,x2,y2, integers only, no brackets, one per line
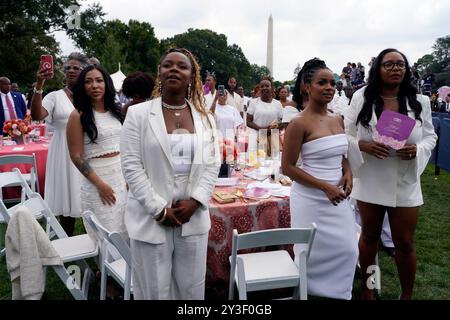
1,165,449,300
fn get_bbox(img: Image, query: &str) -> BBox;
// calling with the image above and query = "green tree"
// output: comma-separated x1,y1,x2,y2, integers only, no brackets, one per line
249,64,271,85
69,17,160,75
415,35,450,88
0,0,85,88
162,28,269,91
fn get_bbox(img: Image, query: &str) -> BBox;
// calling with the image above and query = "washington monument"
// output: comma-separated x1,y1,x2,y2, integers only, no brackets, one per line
266,14,273,76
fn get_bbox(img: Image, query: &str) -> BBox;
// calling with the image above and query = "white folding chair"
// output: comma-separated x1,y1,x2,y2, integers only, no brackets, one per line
0,153,40,204
1,192,98,300
0,168,40,259
83,211,133,300
228,224,317,300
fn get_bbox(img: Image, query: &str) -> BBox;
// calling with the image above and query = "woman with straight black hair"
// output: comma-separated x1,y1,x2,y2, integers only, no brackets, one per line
67,64,127,241
344,48,437,300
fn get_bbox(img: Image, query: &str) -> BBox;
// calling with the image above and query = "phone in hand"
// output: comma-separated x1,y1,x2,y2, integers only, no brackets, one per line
218,85,225,96
40,55,54,74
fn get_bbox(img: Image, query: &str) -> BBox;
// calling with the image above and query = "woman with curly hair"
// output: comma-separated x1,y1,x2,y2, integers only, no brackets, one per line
120,48,220,300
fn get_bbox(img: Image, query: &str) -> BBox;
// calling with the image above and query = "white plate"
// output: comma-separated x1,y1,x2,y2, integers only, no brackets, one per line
244,187,272,199
216,177,239,186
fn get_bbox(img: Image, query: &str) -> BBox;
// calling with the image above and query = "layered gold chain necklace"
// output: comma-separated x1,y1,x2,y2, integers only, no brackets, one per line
162,99,188,129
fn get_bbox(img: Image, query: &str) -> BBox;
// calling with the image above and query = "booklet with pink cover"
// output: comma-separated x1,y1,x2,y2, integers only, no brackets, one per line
372,110,416,150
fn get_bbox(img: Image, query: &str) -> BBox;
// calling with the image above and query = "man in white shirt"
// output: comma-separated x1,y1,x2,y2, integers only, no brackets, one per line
0,77,27,128
226,77,243,114
329,81,344,111
203,73,217,110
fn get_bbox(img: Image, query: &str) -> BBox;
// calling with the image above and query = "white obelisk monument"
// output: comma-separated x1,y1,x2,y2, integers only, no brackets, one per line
266,14,274,77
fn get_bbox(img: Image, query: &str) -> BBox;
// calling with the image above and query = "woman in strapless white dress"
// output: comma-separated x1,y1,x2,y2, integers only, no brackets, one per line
282,58,358,300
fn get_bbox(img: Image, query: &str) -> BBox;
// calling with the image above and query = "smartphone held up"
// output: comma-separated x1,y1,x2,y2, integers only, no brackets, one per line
218,85,225,96
40,55,54,75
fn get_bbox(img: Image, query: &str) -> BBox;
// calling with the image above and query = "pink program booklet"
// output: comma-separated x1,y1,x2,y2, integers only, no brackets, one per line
372,110,416,150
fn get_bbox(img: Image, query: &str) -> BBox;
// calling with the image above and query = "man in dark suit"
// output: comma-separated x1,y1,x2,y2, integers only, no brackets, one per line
0,77,27,130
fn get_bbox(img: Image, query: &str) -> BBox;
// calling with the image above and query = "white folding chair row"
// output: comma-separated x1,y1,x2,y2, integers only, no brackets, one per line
83,211,133,300
0,154,39,204
1,183,98,299
0,168,40,258
229,224,317,300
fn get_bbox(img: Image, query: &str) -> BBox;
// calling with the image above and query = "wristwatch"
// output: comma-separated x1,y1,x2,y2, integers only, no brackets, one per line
33,87,44,94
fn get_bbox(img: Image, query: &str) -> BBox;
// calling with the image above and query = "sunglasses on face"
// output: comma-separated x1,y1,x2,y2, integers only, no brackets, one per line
381,61,406,71
64,65,83,72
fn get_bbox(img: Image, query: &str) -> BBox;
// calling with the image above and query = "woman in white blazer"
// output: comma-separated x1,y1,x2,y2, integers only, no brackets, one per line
120,48,220,300
344,48,437,300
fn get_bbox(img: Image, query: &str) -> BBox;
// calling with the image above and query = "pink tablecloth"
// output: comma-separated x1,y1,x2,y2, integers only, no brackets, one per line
0,140,50,198
206,174,291,298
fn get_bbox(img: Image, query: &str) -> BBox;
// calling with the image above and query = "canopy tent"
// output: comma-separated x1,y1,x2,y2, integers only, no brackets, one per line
110,63,126,92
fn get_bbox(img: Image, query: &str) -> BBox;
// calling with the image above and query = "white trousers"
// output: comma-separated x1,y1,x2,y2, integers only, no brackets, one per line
130,227,208,300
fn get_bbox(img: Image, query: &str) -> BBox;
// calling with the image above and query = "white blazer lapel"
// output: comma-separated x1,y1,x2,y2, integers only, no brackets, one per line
189,102,204,180
148,98,174,169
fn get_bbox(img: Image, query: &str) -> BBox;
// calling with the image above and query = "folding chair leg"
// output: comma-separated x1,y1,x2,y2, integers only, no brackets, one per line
100,261,107,300
53,266,87,300
124,266,132,300
236,257,247,300
298,251,308,300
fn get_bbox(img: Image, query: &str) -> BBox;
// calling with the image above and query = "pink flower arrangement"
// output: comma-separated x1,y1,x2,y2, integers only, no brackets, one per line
3,119,32,138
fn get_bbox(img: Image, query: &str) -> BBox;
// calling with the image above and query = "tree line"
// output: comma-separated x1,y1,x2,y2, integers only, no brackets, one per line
0,1,272,94
1,1,448,93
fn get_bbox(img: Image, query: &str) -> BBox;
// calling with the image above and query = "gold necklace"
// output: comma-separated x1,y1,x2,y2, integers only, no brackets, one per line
380,95,397,100
162,105,184,129
162,100,187,110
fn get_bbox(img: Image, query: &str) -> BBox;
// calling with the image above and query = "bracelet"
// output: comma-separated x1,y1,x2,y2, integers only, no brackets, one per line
33,87,44,95
156,208,167,224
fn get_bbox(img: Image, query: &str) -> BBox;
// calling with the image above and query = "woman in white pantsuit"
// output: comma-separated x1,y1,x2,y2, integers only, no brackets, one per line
120,48,220,300
344,48,437,300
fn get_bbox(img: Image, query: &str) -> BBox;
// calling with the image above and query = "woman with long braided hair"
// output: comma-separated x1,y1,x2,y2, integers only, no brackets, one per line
120,47,220,300
282,58,358,299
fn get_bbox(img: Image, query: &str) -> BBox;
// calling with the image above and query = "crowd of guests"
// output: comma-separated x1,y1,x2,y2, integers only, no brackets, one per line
1,46,440,301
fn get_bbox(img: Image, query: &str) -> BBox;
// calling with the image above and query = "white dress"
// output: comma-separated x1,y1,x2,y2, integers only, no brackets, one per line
281,105,299,123
214,103,243,140
42,89,81,217
247,98,283,129
81,111,127,237
290,134,358,300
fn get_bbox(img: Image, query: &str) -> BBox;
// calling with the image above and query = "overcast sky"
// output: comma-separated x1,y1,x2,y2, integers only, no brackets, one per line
55,0,449,82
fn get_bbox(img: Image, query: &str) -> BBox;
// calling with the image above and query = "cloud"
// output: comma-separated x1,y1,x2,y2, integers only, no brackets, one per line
55,0,450,82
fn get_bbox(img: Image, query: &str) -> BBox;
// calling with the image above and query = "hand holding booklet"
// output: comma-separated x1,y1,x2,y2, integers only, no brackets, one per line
372,110,416,151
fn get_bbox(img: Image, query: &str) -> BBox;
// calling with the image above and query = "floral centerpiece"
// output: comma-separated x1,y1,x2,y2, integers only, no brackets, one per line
3,119,32,144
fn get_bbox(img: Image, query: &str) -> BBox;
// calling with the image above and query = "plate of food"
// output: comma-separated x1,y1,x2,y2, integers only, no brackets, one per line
244,187,271,199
